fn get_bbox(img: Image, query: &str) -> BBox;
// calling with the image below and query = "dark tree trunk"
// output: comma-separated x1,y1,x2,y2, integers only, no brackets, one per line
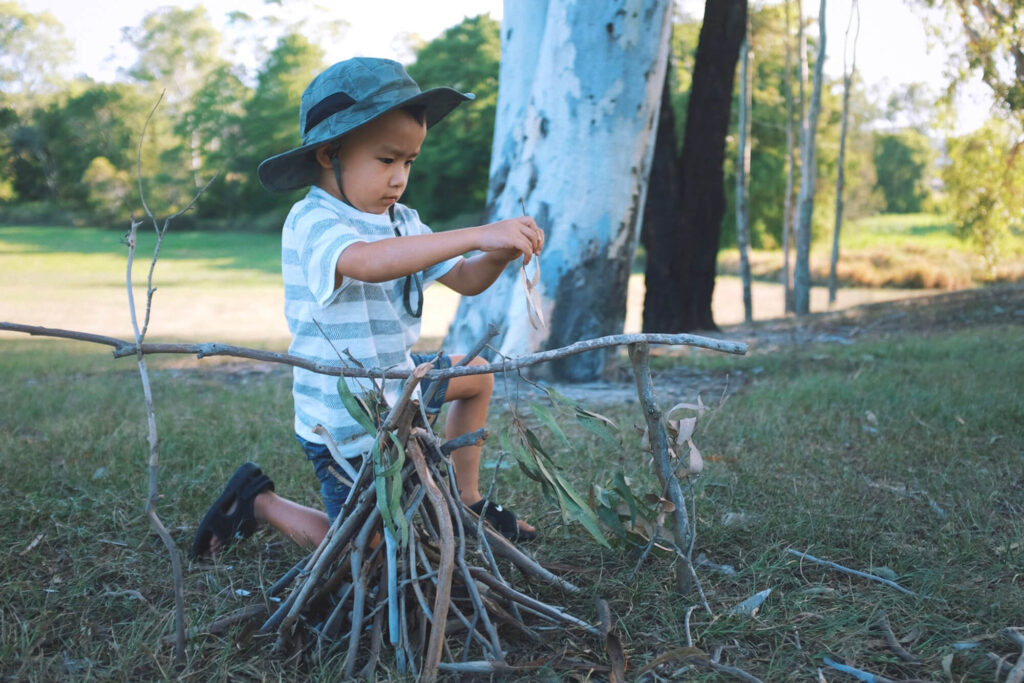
640,68,682,332
641,0,747,333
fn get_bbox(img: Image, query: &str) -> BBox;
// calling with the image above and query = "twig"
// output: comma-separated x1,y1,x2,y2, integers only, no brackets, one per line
406,438,455,682
1003,627,1024,683
875,611,920,663
436,464,505,661
686,655,764,683
684,605,698,647
0,325,747,373
785,548,918,596
439,428,488,456
411,426,582,594
822,656,895,683
468,567,601,636
628,342,694,594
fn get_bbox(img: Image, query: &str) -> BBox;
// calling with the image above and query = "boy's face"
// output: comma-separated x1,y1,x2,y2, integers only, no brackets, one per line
321,109,427,214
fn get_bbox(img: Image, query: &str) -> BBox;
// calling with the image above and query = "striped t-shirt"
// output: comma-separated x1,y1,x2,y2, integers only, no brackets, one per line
282,186,461,457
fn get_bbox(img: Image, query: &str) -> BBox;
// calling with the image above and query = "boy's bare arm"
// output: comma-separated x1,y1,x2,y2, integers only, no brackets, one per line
335,217,543,292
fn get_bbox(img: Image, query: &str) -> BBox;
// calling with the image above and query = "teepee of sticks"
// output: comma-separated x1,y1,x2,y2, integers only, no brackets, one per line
256,360,602,680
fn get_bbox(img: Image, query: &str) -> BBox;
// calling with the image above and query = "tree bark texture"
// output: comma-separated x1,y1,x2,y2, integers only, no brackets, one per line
641,0,747,334
794,0,826,315
782,0,798,313
829,0,858,305
736,31,753,324
445,0,673,381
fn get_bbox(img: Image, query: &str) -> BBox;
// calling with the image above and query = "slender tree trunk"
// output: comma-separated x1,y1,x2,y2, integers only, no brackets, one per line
446,0,673,381
782,0,797,313
642,0,748,333
794,0,826,316
736,28,753,324
829,0,859,306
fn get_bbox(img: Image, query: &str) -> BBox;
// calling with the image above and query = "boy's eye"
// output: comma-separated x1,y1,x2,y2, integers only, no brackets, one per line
378,158,394,165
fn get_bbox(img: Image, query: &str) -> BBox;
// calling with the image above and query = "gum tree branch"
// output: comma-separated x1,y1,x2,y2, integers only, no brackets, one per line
0,323,747,380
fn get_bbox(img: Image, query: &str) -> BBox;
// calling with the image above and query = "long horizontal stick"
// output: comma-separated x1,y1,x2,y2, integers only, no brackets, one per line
1,323,747,380
785,548,918,596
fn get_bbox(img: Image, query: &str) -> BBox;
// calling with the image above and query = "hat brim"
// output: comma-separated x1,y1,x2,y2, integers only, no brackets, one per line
257,87,473,193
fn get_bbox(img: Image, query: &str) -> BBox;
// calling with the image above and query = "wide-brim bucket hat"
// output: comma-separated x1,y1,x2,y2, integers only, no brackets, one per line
258,57,474,192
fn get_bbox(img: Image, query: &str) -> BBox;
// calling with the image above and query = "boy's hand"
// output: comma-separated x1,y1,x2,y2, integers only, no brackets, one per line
475,216,544,265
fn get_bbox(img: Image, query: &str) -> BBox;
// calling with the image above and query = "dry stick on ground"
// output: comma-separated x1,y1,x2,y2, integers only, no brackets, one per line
785,548,919,596
875,610,921,663
125,91,217,665
1004,627,1024,683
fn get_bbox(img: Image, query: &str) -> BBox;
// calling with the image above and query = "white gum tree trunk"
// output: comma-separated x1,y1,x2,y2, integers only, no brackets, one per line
794,0,826,315
444,0,673,381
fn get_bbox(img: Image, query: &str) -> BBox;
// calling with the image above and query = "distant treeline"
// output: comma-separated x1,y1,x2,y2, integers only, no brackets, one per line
1,3,1018,257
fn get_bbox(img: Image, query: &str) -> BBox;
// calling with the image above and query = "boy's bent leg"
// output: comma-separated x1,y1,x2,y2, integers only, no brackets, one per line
254,492,330,549
444,355,536,537
202,490,329,556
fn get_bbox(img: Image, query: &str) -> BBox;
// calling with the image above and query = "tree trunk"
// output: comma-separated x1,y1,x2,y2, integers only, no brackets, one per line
829,0,859,306
641,0,747,333
736,29,753,324
445,0,673,381
793,0,826,316
640,66,682,333
782,0,798,313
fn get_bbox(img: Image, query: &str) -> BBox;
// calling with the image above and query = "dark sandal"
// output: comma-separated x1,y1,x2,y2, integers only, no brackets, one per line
190,462,275,559
468,499,537,542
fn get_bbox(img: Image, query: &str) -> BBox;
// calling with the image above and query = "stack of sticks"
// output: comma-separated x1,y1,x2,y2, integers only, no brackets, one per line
255,362,601,681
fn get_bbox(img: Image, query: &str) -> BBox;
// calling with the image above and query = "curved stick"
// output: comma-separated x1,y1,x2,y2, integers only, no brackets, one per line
406,438,455,682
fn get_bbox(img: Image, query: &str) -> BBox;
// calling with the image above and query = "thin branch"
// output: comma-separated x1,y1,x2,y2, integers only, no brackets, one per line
786,548,918,596
875,611,920,663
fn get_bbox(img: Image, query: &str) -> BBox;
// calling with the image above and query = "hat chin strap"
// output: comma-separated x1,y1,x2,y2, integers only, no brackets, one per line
329,153,355,209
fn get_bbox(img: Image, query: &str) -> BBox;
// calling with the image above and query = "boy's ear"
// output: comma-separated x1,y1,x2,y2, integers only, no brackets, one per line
314,144,334,169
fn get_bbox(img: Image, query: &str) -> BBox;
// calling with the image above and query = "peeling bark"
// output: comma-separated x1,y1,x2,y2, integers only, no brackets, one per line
446,0,673,381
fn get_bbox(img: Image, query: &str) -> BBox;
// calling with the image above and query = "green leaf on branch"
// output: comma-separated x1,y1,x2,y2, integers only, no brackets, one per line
337,376,378,438
529,401,570,449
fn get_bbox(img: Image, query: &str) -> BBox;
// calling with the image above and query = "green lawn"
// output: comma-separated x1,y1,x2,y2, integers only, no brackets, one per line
1,222,1022,680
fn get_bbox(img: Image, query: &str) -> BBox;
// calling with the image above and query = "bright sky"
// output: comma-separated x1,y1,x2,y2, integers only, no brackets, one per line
22,0,993,132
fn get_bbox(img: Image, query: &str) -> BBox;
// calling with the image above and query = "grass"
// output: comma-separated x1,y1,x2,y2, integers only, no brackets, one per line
718,213,1024,290
1,222,1022,679
1,321,1022,679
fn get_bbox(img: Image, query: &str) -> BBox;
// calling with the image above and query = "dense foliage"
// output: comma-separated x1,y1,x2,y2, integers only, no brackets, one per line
0,0,1019,266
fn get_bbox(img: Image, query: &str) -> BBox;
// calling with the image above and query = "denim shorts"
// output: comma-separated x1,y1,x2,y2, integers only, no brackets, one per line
301,352,452,521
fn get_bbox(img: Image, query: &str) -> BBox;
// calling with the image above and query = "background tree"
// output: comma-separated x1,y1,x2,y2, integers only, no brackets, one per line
828,0,859,305
921,0,1024,128
793,0,826,315
230,33,324,220
735,18,754,323
642,0,747,333
405,15,500,227
124,7,232,194
0,1,72,103
781,0,798,311
447,0,673,380
872,130,933,213
943,119,1024,273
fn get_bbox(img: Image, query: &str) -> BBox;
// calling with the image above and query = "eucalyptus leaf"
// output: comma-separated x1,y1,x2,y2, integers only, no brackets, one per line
529,401,570,448
337,376,378,438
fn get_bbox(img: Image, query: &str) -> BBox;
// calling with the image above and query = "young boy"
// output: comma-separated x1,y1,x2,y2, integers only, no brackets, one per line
192,58,541,559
